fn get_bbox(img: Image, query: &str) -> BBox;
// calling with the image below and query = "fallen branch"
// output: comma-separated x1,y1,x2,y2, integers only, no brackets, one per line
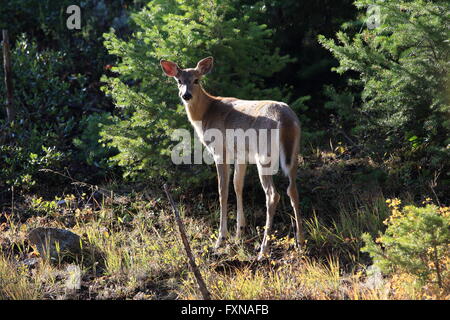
163,184,212,300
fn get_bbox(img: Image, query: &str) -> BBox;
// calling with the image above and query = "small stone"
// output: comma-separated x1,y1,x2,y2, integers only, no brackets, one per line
22,257,39,268
28,227,82,261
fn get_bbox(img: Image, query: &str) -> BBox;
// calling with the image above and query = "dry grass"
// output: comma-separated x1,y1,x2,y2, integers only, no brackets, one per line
0,255,39,299
0,186,447,300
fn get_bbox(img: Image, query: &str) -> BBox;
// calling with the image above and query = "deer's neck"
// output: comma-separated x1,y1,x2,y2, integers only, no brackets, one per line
184,86,216,123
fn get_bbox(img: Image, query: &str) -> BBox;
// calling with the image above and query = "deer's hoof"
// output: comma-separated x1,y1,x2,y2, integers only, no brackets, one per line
257,246,270,261
257,253,269,262
295,236,306,250
214,236,227,250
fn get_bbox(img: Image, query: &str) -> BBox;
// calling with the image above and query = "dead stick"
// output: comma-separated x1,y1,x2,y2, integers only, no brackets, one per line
2,30,15,123
163,184,212,300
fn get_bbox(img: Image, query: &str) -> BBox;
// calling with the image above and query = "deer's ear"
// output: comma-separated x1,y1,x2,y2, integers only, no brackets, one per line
196,57,213,75
160,60,180,77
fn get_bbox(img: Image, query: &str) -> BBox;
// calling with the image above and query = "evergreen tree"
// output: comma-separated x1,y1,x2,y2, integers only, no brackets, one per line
100,0,292,183
319,0,450,189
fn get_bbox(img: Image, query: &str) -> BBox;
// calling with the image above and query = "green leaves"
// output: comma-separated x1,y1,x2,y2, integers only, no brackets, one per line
0,36,88,190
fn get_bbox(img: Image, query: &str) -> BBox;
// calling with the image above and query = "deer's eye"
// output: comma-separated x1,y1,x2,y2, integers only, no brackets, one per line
193,79,199,84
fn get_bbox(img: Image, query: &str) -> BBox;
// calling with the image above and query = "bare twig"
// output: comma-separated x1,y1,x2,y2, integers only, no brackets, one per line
433,243,443,289
163,184,211,300
2,30,15,123
429,168,442,207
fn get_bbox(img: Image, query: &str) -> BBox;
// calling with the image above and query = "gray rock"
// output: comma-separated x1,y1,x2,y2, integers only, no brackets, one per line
22,257,39,268
28,227,82,261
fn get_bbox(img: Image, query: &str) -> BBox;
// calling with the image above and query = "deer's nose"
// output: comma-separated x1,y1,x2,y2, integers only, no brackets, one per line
182,93,192,100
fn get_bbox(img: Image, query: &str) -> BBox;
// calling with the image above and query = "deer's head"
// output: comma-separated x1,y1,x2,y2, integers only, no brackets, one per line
160,57,213,102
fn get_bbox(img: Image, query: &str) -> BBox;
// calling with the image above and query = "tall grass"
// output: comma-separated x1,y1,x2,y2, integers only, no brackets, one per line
304,195,389,264
0,255,39,299
0,190,445,300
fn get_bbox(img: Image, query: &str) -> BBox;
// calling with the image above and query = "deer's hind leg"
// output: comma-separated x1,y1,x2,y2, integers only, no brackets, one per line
286,161,305,249
280,121,305,249
257,164,280,260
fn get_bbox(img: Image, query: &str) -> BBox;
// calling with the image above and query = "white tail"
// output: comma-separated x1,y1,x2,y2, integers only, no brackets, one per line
161,56,304,260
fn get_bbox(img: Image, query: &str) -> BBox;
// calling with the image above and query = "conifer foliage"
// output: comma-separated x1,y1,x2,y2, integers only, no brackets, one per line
319,0,449,177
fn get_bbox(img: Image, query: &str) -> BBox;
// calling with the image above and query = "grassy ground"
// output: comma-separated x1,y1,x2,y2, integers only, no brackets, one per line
0,152,447,300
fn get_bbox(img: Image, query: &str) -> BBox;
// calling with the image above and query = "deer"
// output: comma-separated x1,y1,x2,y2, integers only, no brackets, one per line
160,56,304,260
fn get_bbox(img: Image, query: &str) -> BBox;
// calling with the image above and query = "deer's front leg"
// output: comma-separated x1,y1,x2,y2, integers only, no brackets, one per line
215,163,230,249
234,164,247,239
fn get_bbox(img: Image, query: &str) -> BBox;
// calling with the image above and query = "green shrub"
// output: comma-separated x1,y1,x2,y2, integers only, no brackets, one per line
0,36,89,190
0,1,144,191
0,145,63,191
362,199,450,290
73,113,117,172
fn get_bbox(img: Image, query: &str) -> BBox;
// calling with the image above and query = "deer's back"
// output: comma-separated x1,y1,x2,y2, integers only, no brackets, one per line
202,98,300,133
